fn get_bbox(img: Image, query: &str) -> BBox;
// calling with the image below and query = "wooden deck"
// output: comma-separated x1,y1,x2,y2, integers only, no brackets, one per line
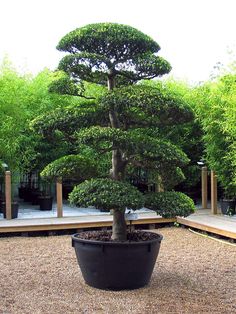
177,209,236,240
0,213,175,234
1,209,236,240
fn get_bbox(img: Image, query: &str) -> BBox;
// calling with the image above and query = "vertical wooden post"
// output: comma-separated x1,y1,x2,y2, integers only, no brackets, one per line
56,178,63,218
211,170,218,215
5,171,12,220
201,166,208,208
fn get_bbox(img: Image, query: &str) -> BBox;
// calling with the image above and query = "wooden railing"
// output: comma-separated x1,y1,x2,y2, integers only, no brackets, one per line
3,168,219,219
4,172,65,219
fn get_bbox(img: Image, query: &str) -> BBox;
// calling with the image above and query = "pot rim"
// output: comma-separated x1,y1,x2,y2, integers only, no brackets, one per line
72,231,163,246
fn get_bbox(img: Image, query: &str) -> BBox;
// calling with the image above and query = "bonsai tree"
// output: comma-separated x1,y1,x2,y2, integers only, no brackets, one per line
37,23,195,241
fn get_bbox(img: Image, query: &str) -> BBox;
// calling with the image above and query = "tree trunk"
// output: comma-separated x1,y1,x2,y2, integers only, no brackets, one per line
111,209,127,241
107,73,115,91
107,76,119,128
107,75,124,180
107,75,127,240
111,150,126,180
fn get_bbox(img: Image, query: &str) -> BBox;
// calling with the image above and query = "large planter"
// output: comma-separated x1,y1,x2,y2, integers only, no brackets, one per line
72,231,163,290
220,199,236,215
62,184,74,200
22,187,34,202
31,190,41,205
2,202,19,219
0,195,5,213
38,195,53,211
18,186,26,199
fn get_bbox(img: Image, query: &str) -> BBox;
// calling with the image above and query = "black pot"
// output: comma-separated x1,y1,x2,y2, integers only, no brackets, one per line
38,196,53,211
0,196,5,213
23,187,34,202
220,199,236,215
62,185,74,200
18,187,28,199
2,202,19,219
72,231,163,290
31,190,41,205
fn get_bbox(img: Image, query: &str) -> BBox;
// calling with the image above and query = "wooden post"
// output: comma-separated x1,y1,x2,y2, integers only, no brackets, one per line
5,171,12,220
201,166,208,208
211,170,218,215
56,178,63,218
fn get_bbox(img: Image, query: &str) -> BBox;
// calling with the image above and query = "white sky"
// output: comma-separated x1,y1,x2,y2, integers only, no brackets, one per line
0,0,235,83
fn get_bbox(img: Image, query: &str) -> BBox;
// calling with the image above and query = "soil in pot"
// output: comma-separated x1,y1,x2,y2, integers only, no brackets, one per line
72,230,163,290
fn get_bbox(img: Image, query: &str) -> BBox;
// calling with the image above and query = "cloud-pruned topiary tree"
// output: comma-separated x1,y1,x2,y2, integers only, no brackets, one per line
38,23,194,241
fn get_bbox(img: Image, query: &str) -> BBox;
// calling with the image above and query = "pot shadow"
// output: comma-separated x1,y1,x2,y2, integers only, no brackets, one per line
149,270,207,294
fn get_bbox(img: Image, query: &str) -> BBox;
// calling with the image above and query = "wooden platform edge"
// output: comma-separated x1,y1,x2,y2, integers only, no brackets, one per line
0,217,176,234
177,217,236,240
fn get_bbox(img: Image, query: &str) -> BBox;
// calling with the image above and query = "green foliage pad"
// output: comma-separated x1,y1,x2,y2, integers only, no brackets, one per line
145,191,195,218
69,178,144,211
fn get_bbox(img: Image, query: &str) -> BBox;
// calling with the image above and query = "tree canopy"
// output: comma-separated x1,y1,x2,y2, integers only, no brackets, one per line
52,23,171,94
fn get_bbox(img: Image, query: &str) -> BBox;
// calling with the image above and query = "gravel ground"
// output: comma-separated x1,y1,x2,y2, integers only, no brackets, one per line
0,227,235,314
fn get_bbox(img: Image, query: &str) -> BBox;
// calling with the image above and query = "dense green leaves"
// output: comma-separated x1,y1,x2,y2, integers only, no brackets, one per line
145,191,195,218
0,61,73,172
49,71,83,96
100,84,193,127
58,54,109,85
56,23,171,87
31,101,108,140
69,178,144,211
141,79,204,190
57,23,161,57
76,126,189,170
193,73,236,197
40,155,98,182
32,80,192,184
